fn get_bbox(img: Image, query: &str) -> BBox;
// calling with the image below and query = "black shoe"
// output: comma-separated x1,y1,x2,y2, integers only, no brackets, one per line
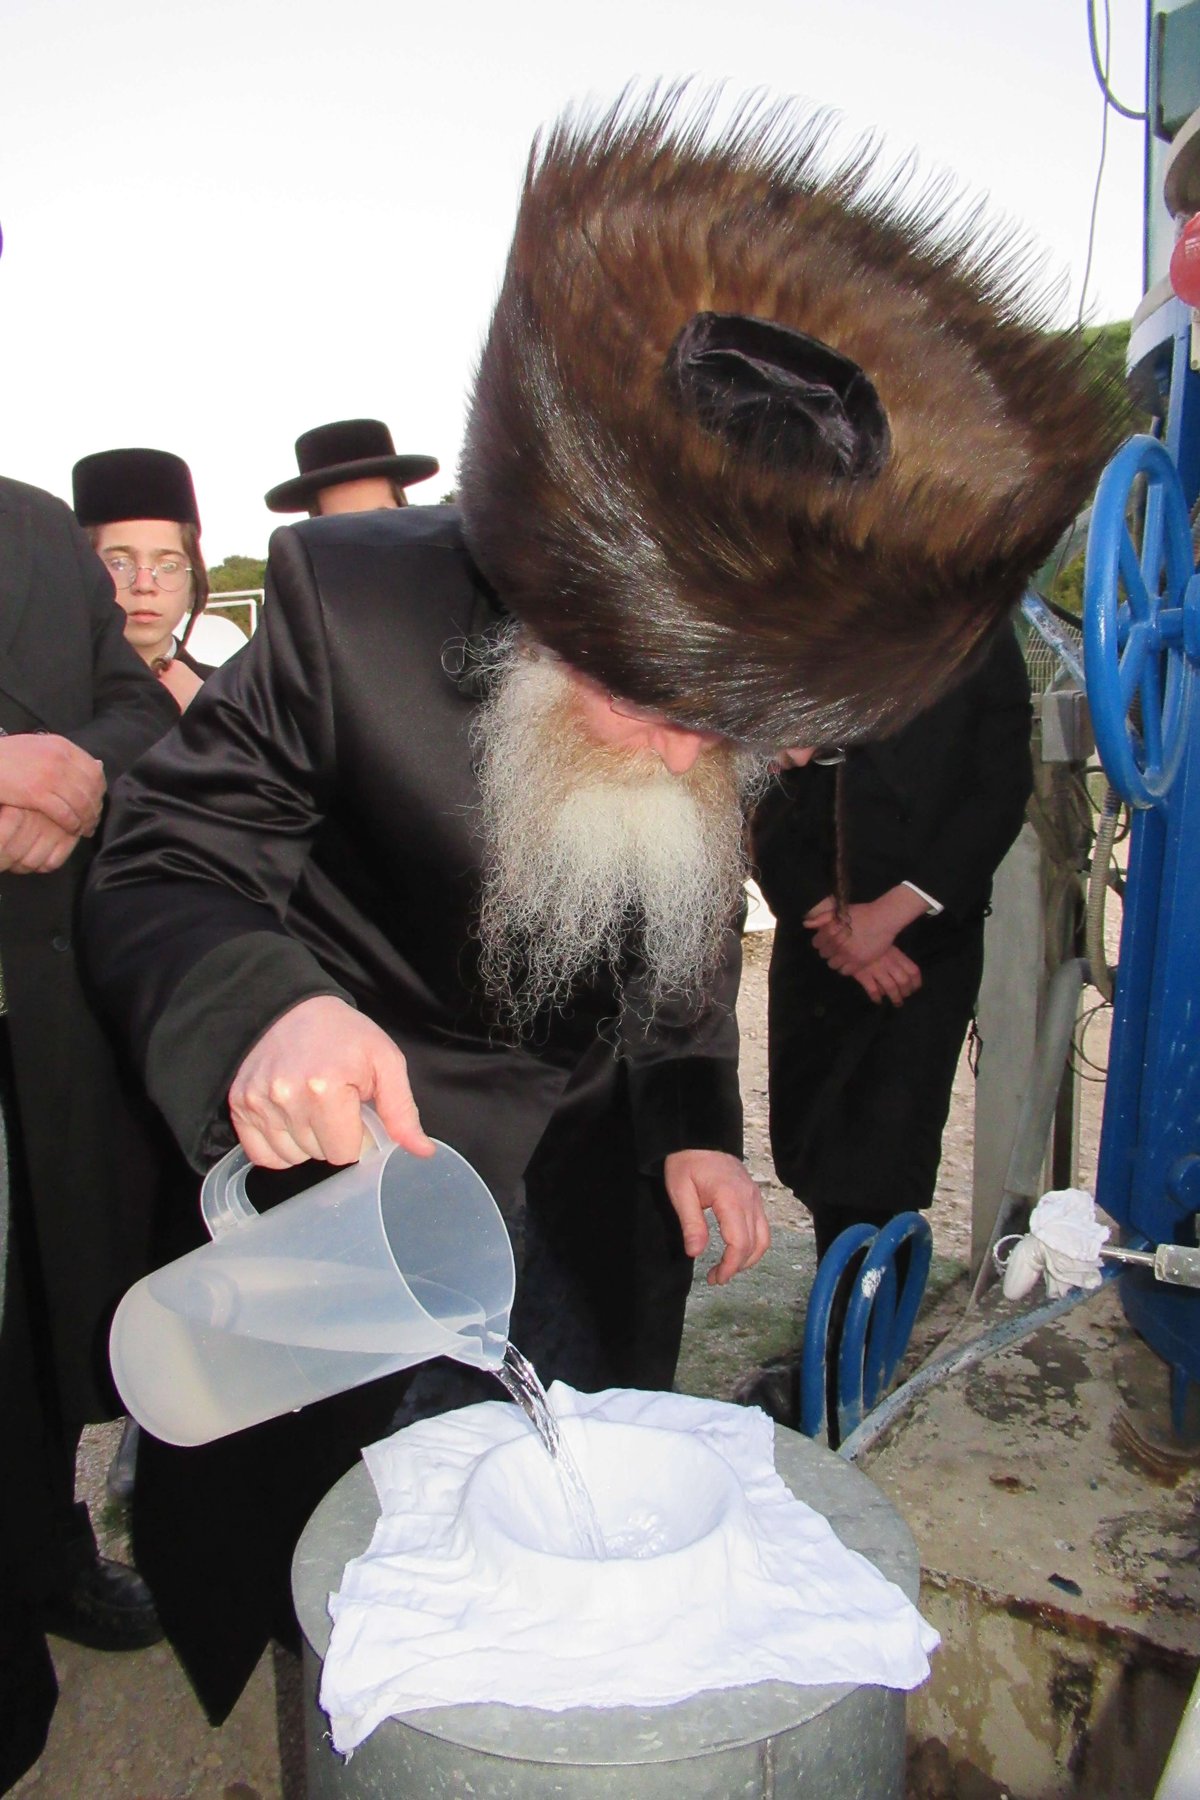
106,1417,140,1504
731,1356,801,1428
40,1555,164,1652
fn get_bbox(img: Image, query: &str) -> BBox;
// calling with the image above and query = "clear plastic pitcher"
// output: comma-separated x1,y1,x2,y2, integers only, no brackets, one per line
109,1109,515,1446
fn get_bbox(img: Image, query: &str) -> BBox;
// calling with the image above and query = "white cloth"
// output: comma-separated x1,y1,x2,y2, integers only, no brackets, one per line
1000,1188,1111,1300
321,1384,939,1753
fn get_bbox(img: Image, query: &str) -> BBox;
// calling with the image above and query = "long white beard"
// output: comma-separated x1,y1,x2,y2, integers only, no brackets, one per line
473,641,766,1029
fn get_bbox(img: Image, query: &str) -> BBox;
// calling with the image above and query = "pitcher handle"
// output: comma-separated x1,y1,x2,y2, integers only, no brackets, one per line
199,1104,396,1241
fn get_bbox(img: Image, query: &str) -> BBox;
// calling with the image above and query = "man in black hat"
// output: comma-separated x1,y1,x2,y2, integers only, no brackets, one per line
0,473,176,1790
83,90,1120,1721
265,418,439,518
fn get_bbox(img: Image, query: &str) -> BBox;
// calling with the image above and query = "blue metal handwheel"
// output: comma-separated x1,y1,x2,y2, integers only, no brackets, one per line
1083,435,1197,808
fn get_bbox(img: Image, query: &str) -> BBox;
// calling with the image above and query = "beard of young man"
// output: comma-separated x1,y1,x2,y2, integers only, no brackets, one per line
473,638,768,1030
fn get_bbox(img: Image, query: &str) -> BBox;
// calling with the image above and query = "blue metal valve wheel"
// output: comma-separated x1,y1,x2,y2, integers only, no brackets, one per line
1083,434,1197,808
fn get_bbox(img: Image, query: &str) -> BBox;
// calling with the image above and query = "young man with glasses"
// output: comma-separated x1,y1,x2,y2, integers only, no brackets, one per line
73,447,212,711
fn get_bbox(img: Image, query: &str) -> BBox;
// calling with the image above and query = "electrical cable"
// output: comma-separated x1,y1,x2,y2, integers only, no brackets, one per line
1079,0,1115,323
1070,997,1114,1079
1086,0,1148,120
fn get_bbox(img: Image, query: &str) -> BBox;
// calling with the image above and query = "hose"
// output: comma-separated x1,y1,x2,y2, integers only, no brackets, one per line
968,957,1089,1304
838,1276,1114,1462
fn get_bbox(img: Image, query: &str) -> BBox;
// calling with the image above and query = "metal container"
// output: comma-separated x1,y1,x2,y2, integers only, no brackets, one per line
292,1424,921,1798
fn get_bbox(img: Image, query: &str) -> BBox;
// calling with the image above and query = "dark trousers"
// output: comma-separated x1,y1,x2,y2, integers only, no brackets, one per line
0,1021,99,1792
768,921,983,1227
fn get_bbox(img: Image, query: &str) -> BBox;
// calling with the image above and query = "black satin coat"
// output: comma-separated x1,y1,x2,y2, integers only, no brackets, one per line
87,505,742,1197
752,622,1032,1218
84,505,743,1719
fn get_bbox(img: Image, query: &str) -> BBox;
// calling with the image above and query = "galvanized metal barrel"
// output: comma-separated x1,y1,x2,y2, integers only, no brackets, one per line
292,1424,921,1798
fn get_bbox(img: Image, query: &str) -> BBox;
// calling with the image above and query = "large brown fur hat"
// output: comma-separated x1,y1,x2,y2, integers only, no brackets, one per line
459,88,1125,748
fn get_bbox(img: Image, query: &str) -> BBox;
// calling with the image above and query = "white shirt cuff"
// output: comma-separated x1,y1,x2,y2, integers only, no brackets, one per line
902,880,943,916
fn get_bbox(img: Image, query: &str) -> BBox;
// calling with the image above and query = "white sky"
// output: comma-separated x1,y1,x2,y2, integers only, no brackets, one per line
1,0,1149,564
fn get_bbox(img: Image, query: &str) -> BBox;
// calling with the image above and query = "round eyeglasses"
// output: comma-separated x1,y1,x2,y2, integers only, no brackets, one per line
102,554,192,593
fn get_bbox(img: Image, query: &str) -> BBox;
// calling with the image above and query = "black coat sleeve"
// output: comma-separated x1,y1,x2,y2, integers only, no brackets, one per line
902,625,1033,922
622,925,745,1168
749,764,838,922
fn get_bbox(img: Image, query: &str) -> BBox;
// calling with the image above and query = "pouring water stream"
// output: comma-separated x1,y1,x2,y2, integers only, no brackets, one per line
494,1343,608,1559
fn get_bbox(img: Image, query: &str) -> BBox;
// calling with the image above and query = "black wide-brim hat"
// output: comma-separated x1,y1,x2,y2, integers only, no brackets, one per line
264,418,439,512
72,447,200,531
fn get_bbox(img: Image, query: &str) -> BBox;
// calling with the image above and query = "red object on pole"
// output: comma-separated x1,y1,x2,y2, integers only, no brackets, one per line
1169,213,1200,306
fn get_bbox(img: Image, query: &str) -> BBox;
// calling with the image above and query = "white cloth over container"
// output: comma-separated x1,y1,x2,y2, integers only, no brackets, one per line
321,1385,939,1754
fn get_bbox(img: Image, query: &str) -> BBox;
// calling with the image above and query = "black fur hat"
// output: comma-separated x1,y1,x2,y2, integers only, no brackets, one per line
265,419,439,512
72,448,200,531
459,89,1126,748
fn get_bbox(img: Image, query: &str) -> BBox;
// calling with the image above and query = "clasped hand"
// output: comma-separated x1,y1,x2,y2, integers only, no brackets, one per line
0,734,106,872
803,891,924,1006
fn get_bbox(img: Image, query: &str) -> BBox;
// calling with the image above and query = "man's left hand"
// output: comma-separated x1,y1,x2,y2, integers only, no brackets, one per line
0,805,80,874
663,1149,770,1286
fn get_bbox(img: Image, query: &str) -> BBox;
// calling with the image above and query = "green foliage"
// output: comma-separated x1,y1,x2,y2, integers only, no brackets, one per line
1082,319,1133,393
208,600,255,637
1038,319,1147,619
1047,551,1085,618
208,553,267,593
1081,318,1152,435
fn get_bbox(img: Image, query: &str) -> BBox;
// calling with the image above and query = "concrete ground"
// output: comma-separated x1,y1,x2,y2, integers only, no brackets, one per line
865,1280,1200,1799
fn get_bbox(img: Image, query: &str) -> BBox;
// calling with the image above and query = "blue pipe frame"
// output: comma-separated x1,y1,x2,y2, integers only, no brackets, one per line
1085,298,1200,1410
799,1212,933,1443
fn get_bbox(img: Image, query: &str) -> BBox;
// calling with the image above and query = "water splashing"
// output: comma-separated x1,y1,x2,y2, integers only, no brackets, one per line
495,1343,607,1559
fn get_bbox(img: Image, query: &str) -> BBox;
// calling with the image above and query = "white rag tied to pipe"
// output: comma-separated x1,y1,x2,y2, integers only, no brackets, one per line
997,1188,1112,1301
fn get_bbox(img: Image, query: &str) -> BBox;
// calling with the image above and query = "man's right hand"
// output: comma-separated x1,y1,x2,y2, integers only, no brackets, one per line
852,945,923,1007
0,734,105,836
227,995,436,1169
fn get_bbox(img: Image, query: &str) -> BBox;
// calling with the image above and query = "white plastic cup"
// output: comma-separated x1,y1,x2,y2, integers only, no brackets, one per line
109,1108,514,1446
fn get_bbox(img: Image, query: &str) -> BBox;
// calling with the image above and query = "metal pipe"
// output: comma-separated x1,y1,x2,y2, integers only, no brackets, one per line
1021,591,1088,688
970,957,1089,1301
1155,1660,1200,1799
838,1279,1112,1463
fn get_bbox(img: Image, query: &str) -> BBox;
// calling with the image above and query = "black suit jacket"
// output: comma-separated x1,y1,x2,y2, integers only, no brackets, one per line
753,622,1033,949
752,623,1033,1212
0,476,176,1418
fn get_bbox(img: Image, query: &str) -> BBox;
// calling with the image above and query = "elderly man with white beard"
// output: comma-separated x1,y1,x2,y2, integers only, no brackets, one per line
82,91,1121,1722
